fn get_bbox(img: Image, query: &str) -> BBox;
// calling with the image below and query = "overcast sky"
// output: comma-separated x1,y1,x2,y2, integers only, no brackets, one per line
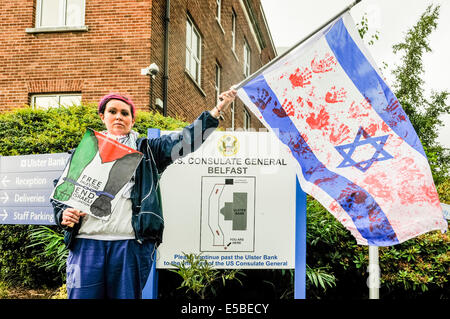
259,0,450,149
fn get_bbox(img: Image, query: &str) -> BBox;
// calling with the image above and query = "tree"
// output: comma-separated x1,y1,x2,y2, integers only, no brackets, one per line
391,4,450,185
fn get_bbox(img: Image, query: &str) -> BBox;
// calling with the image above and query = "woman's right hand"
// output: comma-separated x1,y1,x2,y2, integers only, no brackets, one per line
62,208,87,227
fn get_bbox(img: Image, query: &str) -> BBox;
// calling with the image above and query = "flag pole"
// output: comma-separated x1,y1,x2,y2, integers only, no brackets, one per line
368,245,380,299
235,0,362,90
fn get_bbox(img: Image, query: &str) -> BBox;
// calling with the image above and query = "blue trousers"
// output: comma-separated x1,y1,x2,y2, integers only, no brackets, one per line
66,238,155,299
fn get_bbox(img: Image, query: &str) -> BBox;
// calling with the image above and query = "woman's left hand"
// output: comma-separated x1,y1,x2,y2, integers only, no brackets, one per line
211,88,237,119
217,89,237,111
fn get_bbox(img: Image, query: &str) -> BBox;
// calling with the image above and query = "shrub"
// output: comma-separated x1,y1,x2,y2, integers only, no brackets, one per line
306,189,449,299
0,225,61,288
27,226,68,274
169,252,244,299
437,179,450,204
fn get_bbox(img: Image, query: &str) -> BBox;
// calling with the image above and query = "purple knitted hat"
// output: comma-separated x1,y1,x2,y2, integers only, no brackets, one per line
98,93,136,118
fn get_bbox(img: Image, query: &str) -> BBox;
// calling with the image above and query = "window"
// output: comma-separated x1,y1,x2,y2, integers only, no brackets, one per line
243,108,250,130
31,94,81,109
243,40,251,77
215,63,225,120
216,0,222,23
36,0,85,28
215,63,221,106
231,10,236,52
186,16,202,84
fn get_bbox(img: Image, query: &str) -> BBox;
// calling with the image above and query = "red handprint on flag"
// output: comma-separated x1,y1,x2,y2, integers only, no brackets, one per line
329,123,351,144
325,86,347,103
289,67,312,88
311,53,337,73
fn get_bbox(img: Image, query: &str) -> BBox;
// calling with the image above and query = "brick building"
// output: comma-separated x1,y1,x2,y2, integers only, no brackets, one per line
0,0,276,130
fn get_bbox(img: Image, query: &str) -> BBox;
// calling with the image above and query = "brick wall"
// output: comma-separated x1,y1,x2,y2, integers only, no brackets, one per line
0,0,276,131
151,0,276,129
0,0,152,111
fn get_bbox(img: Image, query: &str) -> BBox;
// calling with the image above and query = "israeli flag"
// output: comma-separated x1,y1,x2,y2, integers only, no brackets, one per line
237,12,447,246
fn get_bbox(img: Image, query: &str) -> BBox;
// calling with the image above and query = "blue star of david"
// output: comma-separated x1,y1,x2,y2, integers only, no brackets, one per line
335,127,393,172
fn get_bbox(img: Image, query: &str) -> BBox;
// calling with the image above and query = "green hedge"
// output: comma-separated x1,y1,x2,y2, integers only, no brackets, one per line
0,104,188,156
0,104,188,288
306,196,449,299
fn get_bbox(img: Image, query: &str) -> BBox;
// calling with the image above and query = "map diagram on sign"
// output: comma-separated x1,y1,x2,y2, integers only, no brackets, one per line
200,176,255,252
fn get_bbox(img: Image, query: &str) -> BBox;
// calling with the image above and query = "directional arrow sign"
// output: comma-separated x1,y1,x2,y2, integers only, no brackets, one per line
0,153,70,173
0,191,8,204
1,175,11,188
0,207,55,225
0,209,7,221
0,189,53,207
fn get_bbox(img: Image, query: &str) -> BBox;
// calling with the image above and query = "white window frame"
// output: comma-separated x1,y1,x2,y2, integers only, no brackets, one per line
243,108,250,130
216,0,222,23
243,40,251,77
186,16,202,85
215,63,221,106
231,9,236,53
35,0,86,28
230,102,235,131
31,93,82,109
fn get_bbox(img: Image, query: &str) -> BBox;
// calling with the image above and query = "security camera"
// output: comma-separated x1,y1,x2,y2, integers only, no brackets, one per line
141,63,160,77
148,63,159,77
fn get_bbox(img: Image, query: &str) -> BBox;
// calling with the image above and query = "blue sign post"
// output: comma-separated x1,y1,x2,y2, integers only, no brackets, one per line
295,177,307,299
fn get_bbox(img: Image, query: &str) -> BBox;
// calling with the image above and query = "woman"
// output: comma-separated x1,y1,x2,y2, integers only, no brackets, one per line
53,89,237,299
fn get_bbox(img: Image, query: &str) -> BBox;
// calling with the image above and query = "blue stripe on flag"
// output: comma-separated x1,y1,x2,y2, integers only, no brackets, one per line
242,75,399,246
325,18,426,158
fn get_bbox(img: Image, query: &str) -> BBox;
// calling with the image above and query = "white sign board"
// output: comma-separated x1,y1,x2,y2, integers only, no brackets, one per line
441,202,450,220
156,131,297,269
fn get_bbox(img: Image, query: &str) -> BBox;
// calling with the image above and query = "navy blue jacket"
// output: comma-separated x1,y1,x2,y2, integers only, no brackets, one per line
53,111,219,249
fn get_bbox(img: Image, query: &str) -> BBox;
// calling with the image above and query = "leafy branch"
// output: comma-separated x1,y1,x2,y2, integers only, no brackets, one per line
169,252,244,299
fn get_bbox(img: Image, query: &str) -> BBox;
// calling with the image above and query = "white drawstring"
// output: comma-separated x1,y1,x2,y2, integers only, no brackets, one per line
150,242,158,262
140,140,159,203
